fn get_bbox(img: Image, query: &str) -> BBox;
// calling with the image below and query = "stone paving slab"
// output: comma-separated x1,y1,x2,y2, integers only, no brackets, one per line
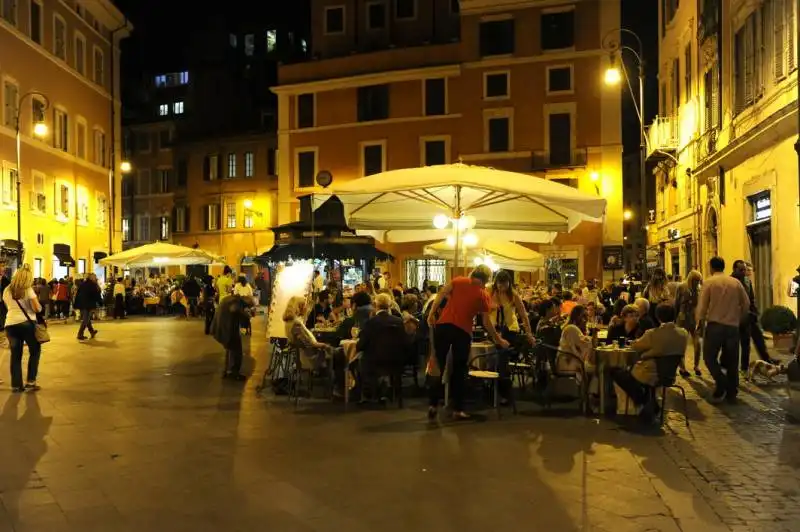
0,317,795,531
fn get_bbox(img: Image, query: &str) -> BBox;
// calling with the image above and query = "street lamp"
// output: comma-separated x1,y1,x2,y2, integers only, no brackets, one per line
602,28,648,282
14,91,50,251
623,209,633,221
120,160,132,174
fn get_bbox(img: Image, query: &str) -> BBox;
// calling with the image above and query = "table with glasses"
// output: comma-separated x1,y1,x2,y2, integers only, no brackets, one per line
594,344,639,414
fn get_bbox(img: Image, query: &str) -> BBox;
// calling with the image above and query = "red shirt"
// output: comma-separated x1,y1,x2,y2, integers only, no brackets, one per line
437,276,491,334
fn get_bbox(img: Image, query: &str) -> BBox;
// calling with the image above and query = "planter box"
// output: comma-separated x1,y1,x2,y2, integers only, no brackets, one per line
772,333,795,352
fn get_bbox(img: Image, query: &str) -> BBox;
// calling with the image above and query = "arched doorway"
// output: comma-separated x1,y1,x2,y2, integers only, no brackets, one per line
704,206,719,272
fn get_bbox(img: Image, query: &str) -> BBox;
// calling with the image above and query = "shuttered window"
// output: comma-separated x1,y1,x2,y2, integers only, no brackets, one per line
734,13,758,113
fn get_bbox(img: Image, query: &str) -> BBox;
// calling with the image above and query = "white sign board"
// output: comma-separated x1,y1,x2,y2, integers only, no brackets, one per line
267,261,314,339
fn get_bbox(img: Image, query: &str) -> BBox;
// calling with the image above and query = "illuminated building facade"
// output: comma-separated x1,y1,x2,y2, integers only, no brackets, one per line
0,0,129,281
650,0,798,309
274,0,624,287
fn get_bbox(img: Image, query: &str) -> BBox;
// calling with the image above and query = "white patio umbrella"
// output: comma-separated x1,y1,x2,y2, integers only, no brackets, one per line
99,242,223,268
423,238,545,271
357,228,557,244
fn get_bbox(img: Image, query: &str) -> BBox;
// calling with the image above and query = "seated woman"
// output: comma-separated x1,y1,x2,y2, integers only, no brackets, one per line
611,304,688,422
607,304,640,344
170,287,188,318
283,296,344,395
557,305,594,375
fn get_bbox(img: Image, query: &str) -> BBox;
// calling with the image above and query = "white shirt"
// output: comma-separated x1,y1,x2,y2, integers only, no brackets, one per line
234,283,253,297
2,286,39,327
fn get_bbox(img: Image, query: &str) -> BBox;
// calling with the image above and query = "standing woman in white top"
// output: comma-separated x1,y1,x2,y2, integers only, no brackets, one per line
2,265,43,392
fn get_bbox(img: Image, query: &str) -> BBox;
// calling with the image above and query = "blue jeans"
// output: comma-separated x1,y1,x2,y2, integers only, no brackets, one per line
6,322,41,388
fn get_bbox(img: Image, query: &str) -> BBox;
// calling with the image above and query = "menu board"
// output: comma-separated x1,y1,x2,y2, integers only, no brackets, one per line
267,261,314,340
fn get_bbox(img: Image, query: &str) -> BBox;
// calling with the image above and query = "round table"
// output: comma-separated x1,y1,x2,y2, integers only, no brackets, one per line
594,345,639,414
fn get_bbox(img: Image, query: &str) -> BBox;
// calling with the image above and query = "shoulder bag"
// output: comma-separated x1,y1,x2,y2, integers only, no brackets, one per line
15,299,50,344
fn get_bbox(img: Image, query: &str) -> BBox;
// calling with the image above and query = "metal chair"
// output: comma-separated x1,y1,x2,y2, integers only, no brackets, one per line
650,354,690,427
468,351,517,419
535,338,588,414
256,339,292,395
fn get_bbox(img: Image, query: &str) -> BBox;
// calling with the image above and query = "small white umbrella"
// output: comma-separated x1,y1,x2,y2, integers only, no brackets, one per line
99,242,223,268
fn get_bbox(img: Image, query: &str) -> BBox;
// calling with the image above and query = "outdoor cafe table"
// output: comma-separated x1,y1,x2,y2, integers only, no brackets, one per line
594,344,639,414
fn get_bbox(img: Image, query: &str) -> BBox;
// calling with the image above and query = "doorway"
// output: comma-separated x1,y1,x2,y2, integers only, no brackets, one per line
748,221,772,312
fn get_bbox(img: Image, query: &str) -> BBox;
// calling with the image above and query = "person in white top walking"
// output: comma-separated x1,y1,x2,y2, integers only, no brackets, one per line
2,265,44,393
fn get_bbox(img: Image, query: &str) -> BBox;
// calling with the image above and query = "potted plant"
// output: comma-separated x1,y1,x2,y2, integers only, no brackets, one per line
761,306,798,352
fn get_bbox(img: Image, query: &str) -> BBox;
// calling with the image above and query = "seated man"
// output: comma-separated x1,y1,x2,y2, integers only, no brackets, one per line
612,303,688,422
356,293,408,402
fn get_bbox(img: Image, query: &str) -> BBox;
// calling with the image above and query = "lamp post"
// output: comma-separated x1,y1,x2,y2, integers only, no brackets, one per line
14,91,50,253
602,28,648,282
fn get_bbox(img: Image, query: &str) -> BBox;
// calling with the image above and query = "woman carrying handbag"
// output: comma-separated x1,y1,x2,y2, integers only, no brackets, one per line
2,265,45,392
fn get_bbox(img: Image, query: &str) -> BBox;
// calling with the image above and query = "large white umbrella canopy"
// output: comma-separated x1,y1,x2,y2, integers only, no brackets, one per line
424,238,545,270
99,242,223,267
313,163,606,233
357,228,557,244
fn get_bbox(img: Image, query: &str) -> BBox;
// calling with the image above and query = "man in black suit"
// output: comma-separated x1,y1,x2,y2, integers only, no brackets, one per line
357,293,408,402
733,260,773,369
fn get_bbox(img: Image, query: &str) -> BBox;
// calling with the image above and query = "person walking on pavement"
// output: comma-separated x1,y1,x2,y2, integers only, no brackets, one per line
113,277,126,319
733,260,775,369
696,256,750,404
75,274,102,340
202,275,216,335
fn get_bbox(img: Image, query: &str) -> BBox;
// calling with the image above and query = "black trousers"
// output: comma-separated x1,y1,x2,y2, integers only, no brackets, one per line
611,369,649,406
428,323,472,411
739,315,770,370
703,322,740,398
114,294,125,318
78,308,96,336
204,302,215,335
225,332,243,375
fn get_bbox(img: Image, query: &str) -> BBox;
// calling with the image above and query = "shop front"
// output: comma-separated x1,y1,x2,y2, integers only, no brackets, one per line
52,244,75,280
747,190,773,312
0,239,24,273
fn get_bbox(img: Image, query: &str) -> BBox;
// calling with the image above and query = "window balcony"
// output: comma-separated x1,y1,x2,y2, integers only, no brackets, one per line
531,148,587,170
645,116,679,161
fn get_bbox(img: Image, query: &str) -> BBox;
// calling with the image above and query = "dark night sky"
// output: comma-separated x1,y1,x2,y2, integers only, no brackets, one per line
114,0,659,152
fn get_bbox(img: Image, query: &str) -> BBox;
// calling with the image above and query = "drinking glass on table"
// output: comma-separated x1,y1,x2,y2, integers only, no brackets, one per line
351,326,360,339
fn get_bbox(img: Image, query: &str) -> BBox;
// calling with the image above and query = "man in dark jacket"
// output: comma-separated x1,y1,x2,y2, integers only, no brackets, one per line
356,293,408,401
75,274,102,340
211,295,246,381
182,276,201,317
733,260,773,369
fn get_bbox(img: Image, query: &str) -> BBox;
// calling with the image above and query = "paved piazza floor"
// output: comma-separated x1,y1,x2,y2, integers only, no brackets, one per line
0,316,799,531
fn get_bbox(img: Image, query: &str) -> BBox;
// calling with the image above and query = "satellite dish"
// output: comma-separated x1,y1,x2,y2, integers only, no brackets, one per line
316,170,333,188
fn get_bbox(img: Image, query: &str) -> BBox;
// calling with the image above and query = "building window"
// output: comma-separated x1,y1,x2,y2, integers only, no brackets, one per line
244,151,254,177
266,29,277,52
226,202,237,228
137,216,150,241
297,93,315,128
158,129,170,149
173,101,185,114
30,0,42,44
176,159,188,187
158,169,170,193
93,47,104,86
160,216,169,240
734,12,759,114
97,195,107,227
76,121,87,159
174,206,186,232
296,149,317,188
1,165,16,205
122,177,133,197
31,98,45,131
31,172,45,212
2,80,18,128
93,129,106,166
204,154,220,181
541,10,575,50
357,85,389,122
154,74,167,87
227,153,237,178
395,0,416,20
1,0,17,25
158,104,169,116
33,257,43,278
244,34,255,56
244,212,254,228
484,72,509,99
548,112,573,165
325,6,345,35
78,194,89,224
53,109,68,152
230,34,237,47
205,204,220,231
74,33,86,75
267,148,276,175
487,116,510,152
136,169,151,195
122,218,130,241
179,71,189,84
421,138,448,166
57,184,70,217
78,258,86,274
684,44,692,101
360,142,386,176
137,132,151,153
424,78,446,116
54,15,66,60
479,19,515,56
547,66,572,94
368,1,387,29
704,66,719,130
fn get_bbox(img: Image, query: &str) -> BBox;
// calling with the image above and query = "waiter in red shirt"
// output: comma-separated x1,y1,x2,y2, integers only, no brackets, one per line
426,265,509,420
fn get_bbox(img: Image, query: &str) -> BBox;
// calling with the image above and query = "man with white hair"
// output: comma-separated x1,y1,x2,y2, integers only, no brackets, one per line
426,265,510,421
634,297,655,336
356,292,407,402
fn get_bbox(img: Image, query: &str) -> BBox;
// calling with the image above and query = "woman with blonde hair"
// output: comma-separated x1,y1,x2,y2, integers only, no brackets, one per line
674,270,703,376
2,265,44,392
283,296,339,385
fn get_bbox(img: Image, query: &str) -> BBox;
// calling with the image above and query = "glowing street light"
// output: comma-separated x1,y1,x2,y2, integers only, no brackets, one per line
120,160,132,173
623,209,633,221
33,122,48,137
243,199,253,209
604,65,622,85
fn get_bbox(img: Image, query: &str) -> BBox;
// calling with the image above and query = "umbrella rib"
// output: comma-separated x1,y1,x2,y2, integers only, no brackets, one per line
523,195,569,220
463,190,502,210
470,194,524,210
350,192,387,217
399,189,451,211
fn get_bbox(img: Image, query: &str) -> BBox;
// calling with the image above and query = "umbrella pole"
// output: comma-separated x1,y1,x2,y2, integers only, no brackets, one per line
453,185,461,279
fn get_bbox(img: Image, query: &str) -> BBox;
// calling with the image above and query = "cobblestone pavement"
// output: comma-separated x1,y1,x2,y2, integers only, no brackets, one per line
0,317,797,531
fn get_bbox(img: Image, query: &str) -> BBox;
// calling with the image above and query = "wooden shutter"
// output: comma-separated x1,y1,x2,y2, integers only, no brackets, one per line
202,156,210,181
711,66,720,129
185,207,191,233
171,207,176,232
775,0,786,80
203,204,209,230
216,156,223,180
744,15,755,106
787,0,796,70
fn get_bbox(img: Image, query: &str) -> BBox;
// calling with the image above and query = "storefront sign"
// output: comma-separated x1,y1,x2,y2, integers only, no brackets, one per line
752,193,771,222
602,246,623,271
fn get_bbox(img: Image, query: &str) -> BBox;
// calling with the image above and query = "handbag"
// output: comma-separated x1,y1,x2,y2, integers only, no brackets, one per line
15,299,50,344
